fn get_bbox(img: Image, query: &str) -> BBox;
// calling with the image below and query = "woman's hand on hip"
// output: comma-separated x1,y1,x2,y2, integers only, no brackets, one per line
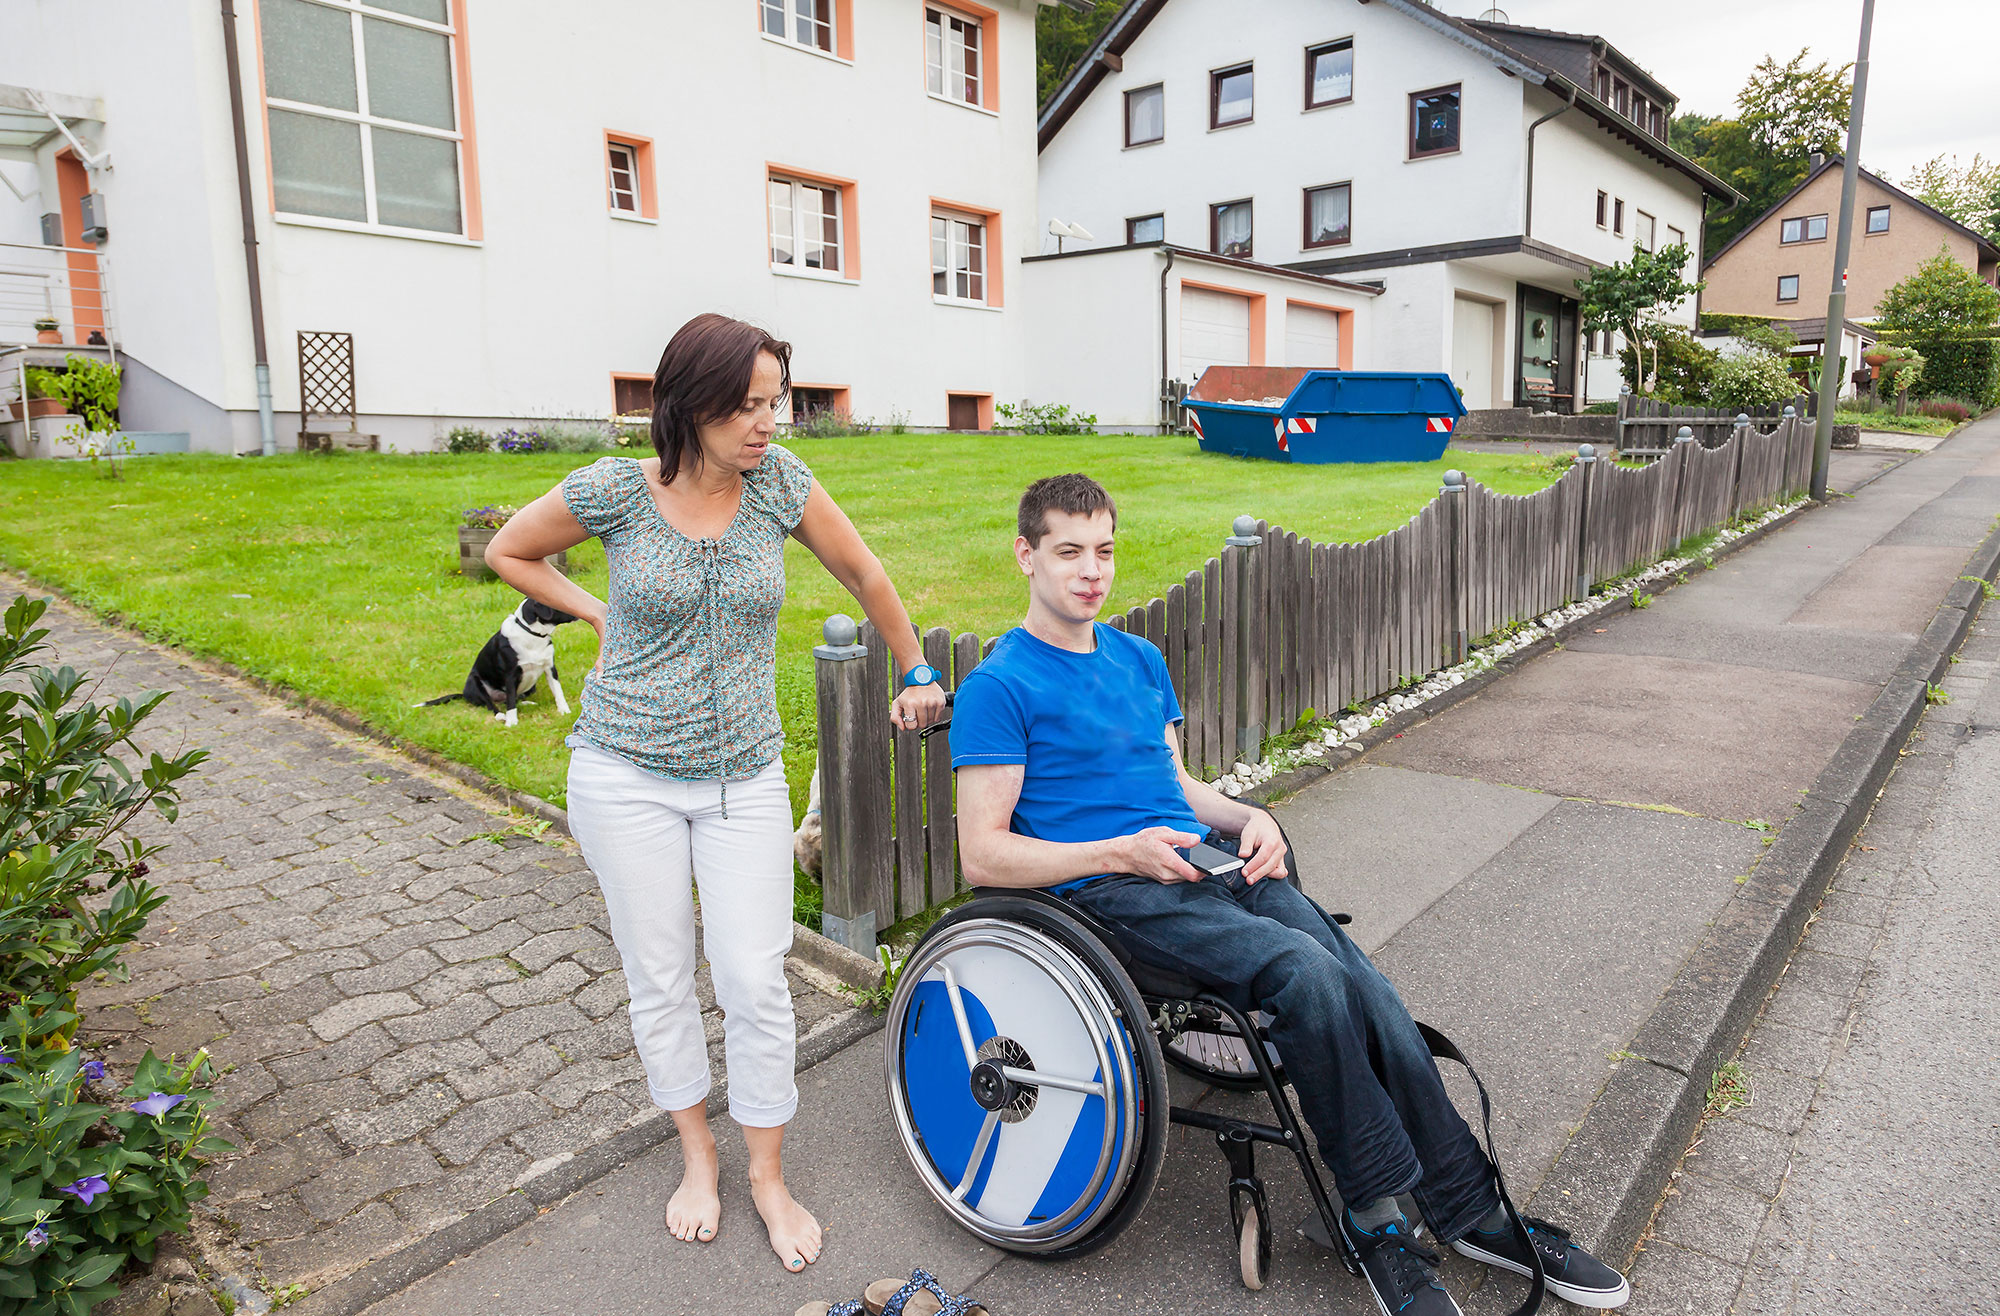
889,683,948,730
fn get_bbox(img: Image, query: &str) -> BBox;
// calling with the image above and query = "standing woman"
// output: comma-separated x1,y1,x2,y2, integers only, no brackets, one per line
486,314,945,1273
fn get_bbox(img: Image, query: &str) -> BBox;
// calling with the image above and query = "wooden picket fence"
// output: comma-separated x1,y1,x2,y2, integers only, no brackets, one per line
1617,391,1815,455
811,413,1817,953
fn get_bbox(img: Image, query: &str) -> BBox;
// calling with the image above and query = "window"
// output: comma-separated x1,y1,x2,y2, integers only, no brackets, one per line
260,0,469,236
1125,83,1163,146
1779,217,1801,244
604,134,654,219
612,375,651,417
1409,85,1459,157
1595,190,1607,228
926,5,984,107
762,0,834,53
1303,183,1350,248
1806,214,1827,241
1596,69,1611,101
1866,205,1890,234
1613,78,1628,116
1305,39,1353,109
1781,214,1828,244
932,210,986,303
1777,274,1800,303
1635,210,1655,251
791,386,842,423
1666,224,1685,250
1210,64,1253,128
1210,198,1252,257
769,174,843,275
1613,198,1624,236
1127,213,1164,244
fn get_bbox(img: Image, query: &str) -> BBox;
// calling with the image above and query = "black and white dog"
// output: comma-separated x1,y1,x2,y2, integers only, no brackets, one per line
416,599,580,727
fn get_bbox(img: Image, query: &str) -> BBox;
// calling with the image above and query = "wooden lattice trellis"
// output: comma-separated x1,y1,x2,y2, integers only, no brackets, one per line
297,331,356,444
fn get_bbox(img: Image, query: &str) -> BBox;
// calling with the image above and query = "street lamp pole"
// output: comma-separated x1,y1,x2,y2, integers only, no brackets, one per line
1811,0,1875,502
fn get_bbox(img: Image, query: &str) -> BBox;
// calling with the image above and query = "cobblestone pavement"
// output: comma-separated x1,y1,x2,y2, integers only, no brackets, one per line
25,589,856,1295
1625,611,2000,1315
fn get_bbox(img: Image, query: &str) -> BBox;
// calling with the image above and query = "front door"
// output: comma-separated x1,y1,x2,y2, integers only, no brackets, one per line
1516,285,1580,414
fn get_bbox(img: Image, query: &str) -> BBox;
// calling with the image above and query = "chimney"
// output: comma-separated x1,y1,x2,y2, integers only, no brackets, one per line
1809,151,1826,169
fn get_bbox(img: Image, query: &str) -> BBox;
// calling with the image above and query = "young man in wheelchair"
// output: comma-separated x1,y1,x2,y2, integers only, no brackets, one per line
947,474,1630,1314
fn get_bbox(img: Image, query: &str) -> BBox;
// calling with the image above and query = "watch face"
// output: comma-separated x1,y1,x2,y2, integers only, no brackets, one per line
909,665,939,685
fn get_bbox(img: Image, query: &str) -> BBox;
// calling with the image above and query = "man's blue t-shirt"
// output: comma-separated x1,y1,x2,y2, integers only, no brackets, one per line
949,623,1202,894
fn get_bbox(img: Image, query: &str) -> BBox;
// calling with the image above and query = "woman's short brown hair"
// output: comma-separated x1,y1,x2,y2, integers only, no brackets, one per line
1018,473,1117,547
651,313,791,484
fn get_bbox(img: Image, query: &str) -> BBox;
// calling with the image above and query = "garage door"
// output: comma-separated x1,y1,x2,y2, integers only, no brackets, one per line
1180,287,1253,381
1452,296,1496,411
1285,305,1341,368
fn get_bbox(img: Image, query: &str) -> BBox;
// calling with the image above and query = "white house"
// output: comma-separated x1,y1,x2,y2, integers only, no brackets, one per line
1033,0,1735,416
1,0,1054,453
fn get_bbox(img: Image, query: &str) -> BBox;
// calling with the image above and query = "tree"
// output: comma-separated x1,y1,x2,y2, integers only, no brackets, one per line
1874,247,2000,338
1675,51,1853,251
1903,153,2000,233
1036,0,1122,108
1575,243,1706,395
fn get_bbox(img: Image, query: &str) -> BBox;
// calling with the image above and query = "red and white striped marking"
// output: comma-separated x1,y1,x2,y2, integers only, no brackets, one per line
1426,416,1455,433
1189,411,1205,438
1273,416,1316,452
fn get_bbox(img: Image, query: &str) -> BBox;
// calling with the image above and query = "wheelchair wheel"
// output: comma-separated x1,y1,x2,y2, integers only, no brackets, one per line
884,896,1168,1257
1163,1011,1285,1092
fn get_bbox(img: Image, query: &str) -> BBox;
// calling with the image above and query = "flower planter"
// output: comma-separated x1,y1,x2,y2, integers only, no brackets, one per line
458,524,567,580
35,328,61,344
7,397,68,420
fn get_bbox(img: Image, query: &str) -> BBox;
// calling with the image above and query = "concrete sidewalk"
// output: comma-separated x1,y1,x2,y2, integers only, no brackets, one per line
351,425,1999,1316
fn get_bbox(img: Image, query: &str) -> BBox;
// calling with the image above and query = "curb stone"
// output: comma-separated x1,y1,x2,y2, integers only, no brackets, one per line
0,568,886,998
1530,513,2000,1265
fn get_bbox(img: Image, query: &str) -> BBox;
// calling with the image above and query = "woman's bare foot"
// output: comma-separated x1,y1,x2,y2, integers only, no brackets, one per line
750,1170,822,1272
665,1108,721,1244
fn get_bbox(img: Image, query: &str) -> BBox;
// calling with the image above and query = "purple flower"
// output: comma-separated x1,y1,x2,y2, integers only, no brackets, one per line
81,1059,106,1083
130,1092,186,1117
24,1225,49,1249
0,1052,12,1064
59,1176,109,1205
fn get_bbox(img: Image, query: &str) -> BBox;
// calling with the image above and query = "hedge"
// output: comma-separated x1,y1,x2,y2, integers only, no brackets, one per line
1697,312,1787,337
1903,336,2000,406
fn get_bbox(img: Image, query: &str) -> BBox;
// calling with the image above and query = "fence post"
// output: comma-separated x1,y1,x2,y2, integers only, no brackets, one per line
1781,404,1801,495
1615,383,1632,453
1669,424,1695,543
813,613,885,958
1226,515,1264,766
1572,443,1597,600
1729,413,1751,514
1440,470,1467,665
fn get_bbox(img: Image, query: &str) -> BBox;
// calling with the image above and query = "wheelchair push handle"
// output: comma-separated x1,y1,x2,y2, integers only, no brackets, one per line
915,691,955,742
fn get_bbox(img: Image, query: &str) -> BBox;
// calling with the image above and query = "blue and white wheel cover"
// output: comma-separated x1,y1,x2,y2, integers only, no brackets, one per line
897,934,1132,1236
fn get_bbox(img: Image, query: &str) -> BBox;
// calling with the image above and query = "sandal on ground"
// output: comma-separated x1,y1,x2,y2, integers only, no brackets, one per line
794,1302,866,1316
863,1269,991,1316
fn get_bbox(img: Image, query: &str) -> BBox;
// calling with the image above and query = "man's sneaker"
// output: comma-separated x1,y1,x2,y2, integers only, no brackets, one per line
1341,1209,1463,1316
1451,1215,1631,1309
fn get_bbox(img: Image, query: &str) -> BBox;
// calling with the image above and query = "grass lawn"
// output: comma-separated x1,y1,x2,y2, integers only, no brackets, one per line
1834,408,1959,437
0,437,1562,916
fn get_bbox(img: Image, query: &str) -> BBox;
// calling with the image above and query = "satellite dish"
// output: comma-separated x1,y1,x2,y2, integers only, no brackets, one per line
1478,6,1510,20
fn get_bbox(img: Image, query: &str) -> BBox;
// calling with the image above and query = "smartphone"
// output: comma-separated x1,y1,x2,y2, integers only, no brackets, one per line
1177,840,1245,877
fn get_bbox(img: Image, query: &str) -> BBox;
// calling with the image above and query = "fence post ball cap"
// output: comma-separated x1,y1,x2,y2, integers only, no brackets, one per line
1442,469,1466,490
1675,426,1694,443
1782,405,1797,417
1576,443,1597,462
1619,383,1632,395
823,614,858,647
1736,413,1751,424
1232,514,1258,538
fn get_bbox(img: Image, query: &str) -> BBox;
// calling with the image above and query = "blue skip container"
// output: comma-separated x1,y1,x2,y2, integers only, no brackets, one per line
1184,368,1466,463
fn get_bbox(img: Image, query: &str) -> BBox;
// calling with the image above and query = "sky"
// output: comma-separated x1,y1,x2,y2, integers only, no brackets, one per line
1436,0,2000,182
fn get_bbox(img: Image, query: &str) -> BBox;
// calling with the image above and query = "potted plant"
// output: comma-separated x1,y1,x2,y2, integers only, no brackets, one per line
33,315,61,344
8,366,70,421
458,505,568,579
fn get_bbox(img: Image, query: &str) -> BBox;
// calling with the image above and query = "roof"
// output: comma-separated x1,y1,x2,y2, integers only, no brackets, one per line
1034,0,1736,201
1462,18,1677,109
1704,155,2000,269
1022,240,1386,296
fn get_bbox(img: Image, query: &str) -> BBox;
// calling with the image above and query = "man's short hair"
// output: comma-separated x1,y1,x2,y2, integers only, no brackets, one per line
1018,474,1117,548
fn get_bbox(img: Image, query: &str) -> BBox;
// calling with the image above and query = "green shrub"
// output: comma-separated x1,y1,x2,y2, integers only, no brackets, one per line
1875,246,2000,339
443,425,489,454
1877,346,1926,399
1708,351,1801,410
995,400,1097,435
0,594,220,1312
541,422,612,454
1619,327,1717,403
492,428,551,454
613,424,650,450
22,368,65,402
789,408,874,439
1905,337,2000,407
1917,398,1972,423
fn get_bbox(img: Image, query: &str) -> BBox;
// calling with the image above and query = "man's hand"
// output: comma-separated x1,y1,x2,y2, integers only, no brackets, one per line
1118,826,1204,884
1236,810,1290,884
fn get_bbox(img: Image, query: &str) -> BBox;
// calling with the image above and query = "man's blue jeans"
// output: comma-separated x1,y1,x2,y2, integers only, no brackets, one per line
1066,855,1501,1242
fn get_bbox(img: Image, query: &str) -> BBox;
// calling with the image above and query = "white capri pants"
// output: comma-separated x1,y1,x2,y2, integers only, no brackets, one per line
565,744,798,1127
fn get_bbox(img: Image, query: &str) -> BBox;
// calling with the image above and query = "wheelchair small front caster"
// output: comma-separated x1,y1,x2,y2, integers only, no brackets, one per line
1230,1179,1273,1290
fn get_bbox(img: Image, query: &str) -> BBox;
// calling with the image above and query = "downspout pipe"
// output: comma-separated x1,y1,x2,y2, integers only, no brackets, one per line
1524,83,1578,237
1158,245,1175,434
220,0,277,457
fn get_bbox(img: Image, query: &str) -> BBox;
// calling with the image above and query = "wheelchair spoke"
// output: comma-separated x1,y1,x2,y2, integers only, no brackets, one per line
939,963,981,1069
1000,1065,1106,1099
950,1109,1002,1201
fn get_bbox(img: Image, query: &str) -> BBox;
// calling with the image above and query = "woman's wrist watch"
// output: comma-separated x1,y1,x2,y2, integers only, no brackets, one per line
902,663,942,690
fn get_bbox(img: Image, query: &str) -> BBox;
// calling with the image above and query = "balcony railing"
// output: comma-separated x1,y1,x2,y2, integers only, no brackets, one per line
0,240,116,348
